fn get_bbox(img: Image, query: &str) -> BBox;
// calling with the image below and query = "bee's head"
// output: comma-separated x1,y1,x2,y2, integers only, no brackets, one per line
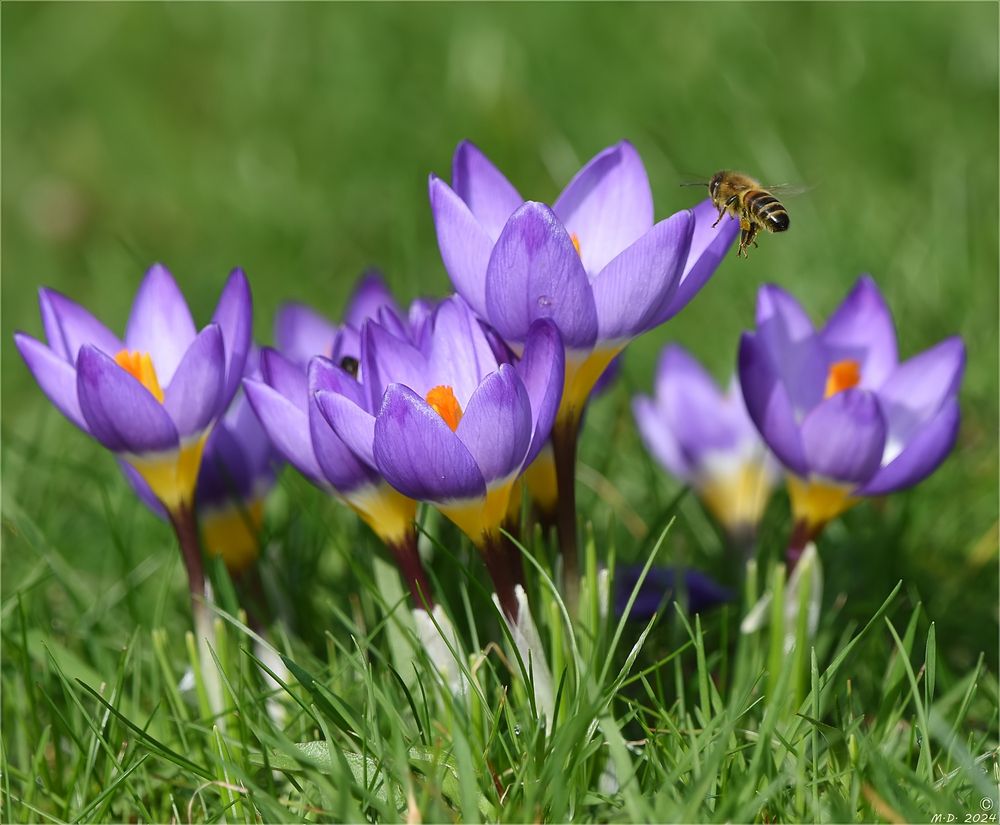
339,355,360,378
708,172,724,202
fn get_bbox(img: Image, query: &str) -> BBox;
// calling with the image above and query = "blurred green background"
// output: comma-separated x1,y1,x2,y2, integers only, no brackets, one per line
3,4,997,665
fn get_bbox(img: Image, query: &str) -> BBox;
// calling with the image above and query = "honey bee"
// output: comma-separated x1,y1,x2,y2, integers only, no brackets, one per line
707,171,790,258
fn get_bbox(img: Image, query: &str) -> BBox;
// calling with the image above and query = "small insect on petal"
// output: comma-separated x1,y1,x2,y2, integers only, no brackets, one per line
114,349,164,403
425,385,463,431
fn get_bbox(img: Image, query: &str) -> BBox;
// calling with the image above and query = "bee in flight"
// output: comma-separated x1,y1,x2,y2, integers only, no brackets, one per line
706,171,791,258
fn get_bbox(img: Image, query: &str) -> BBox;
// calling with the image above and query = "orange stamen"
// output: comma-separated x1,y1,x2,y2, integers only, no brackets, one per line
823,359,861,399
570,232,582,257
425,385,463,431
114,349,165,403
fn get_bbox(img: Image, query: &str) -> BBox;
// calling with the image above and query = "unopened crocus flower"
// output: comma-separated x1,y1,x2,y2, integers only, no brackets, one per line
738,276,964,565
276,269,433,368
429,140,739,597
633,345,780,544
315,295,565,620
615,565,731,621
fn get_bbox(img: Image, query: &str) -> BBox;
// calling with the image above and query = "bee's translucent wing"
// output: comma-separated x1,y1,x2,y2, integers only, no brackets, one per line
763,182,814,197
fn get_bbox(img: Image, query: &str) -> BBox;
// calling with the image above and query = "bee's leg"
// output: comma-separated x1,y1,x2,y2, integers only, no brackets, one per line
739,225,756,257
712,196,740,228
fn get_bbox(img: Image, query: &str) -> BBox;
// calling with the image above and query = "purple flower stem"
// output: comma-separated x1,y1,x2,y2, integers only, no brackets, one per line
386,531,436,611
481,532,525,622
168,504,207,604
551,418,581,618
786,519,822,573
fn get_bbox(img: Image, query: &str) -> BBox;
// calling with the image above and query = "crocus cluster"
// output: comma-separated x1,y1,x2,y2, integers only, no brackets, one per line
14,138,967,721
738,276,964,564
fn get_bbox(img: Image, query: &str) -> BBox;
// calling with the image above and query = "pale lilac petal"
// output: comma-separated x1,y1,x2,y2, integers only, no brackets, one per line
373,383,485,502
428,296,500,407
484,201,598,348
345,270,399,329
243,377,324,485
455,364,532,484
656,345,742,458
755,284,826,412
196,424,253,507
451,140,524,240
38,288,122,362
819,275,898,389
316,390,377,469
552,140,654,276
76,345,179,454
591,211,693,341
124,264,197,385
738,333,808,476
633,395,692,480
211,268,253,405
260,348,308,412
860,399,960,495
877,337,965,447
14,333,88,431
361,322,428,410
800,389,886,483
275,303,338,365
429,175,493,317
163,325,225,438
658,199,739,323
408,298,435,347
516,319,564,465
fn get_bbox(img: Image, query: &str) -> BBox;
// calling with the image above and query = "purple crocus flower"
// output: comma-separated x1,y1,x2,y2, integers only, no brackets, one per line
738,276,964,557
633,345,780,540
14,264,252,514
314,296,564,617
275,269,434,369
615,565,732,621
429,140,739,425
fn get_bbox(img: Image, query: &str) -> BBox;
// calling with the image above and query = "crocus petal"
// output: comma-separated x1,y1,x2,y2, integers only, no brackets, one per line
591,210,693,340
552,140,654,276
316,390,377,469
616,565,731,620
657,199,740,323
877,336,965,449
345,270,399,329
485,201,598,348
163,324,225,438
275,303,338,366
76,345,179,454
859,398,960,495
124,264,197,385
428,296,500,407
260,348,308,412
211,268,253,404
243,378,324,484
374,383,485,502
819,275,898,389
38,288,122,362
755,284,826,412
408,298,435,346
429,175,493,317
516,319,564,465
656,345,742,457
451,140,524,240
800,389,887,484
225,390,274,480
309,393,376,493
14,333,88,431
632,395,692,480
196,424,253,507
119,459,167,518
738,333,809,476
455,364,532,484
361,322,428,410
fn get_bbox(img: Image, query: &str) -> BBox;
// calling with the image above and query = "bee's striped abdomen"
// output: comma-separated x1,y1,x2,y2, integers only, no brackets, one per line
745,190,790,233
